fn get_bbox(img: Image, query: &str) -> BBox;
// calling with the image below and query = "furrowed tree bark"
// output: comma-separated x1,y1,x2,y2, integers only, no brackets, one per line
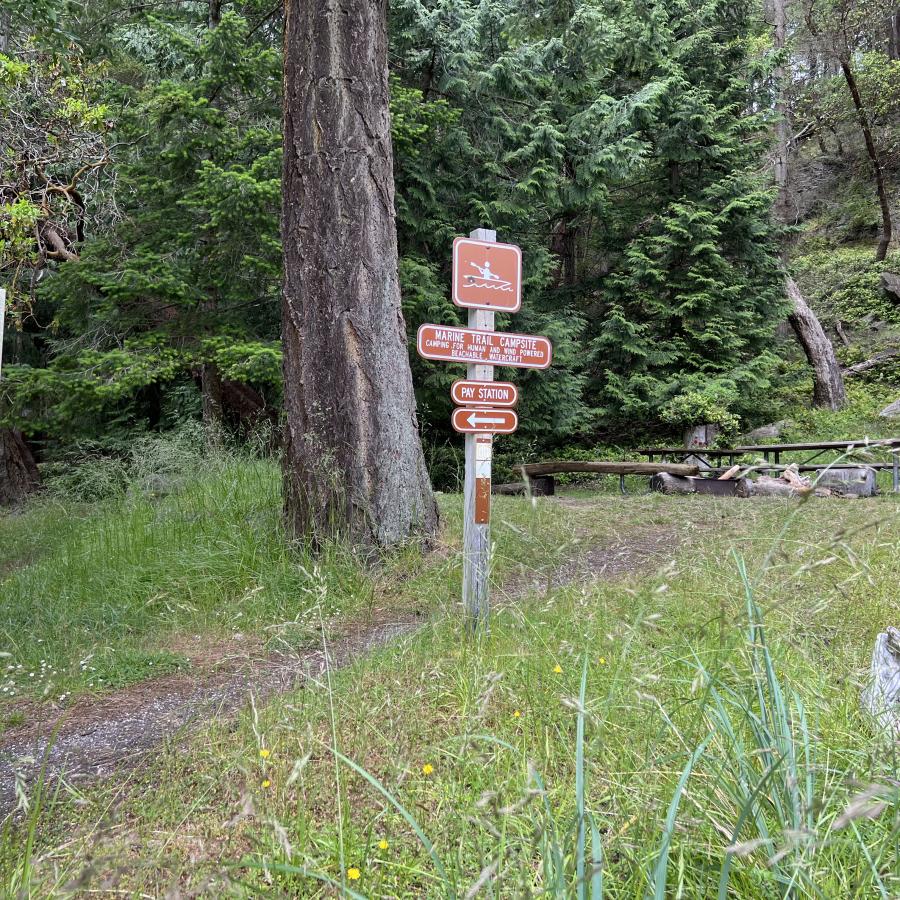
281,0,438,548
787,277,847,409
0,428,40,506
839,57,893,262
208,0,223,29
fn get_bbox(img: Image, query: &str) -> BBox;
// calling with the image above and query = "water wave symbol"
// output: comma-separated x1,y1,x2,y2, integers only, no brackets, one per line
464,276,513,292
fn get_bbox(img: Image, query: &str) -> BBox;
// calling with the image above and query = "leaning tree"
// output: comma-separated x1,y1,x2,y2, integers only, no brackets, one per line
280,0,438,547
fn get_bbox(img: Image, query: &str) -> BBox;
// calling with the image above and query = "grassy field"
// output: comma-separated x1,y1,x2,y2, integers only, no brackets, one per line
2,454,900,897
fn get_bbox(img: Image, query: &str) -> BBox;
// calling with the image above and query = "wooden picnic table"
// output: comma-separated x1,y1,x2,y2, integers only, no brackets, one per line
638,438,900,492
514,460,700,496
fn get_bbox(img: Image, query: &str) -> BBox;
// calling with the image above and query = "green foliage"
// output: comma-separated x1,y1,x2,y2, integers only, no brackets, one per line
0,0,831,471
778,383,899,444
660,386,741,435
0,47,112,305
393,0,786,441
793,247,900,328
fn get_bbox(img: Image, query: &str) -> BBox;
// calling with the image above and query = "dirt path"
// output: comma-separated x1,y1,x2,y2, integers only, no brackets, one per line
0,521,685,814
0,614,420,813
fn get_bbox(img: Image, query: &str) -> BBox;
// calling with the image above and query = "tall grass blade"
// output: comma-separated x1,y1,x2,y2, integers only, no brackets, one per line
576,653,588,900
648,734,711,900
588,811,603,899
716,757,785,899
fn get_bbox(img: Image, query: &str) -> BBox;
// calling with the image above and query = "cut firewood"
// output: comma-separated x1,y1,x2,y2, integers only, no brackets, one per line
749,475,810,498
718,464,742,481
781,464,811,489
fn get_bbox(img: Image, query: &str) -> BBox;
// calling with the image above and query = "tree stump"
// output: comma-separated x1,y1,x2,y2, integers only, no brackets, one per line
861,627,900,734
815,467,877,497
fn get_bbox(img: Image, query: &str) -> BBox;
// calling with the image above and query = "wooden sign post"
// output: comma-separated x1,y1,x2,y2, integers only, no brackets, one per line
416,230,552,629
461,228,496,628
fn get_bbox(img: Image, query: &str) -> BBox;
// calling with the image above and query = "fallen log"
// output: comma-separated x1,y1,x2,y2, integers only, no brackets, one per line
749,476,810,498
651,473,751,496
842,348,900,377
522,461,699,477
492,476,555,496
650,473,697,495
492,482,526,496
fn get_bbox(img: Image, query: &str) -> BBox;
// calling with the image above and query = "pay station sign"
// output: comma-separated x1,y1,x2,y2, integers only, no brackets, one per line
417,324,552,369
452,237,522,312
451,407,518,434
451,379,518,408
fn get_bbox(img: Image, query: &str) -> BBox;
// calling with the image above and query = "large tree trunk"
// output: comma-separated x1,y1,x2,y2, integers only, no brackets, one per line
839,57,893,262
0,428,40,506
208,0,223,29
281,0,438,548
0,10,10,54
787,277,847,410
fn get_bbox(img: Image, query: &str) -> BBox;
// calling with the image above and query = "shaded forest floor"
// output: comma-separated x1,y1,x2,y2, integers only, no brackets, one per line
1,459,900,897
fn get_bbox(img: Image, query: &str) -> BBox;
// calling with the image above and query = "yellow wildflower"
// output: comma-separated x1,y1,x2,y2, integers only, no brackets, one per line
261,778,271,789
553,664,563,674
259,748,271,759
347,868,361,881
598,657,607,665
422,763,434,776
513,710,522,718
378,839,389,851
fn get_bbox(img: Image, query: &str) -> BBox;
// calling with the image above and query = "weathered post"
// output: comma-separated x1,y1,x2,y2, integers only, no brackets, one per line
462,228,495,626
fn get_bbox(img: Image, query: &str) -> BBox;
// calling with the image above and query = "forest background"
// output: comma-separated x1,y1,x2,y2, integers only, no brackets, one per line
1,0,900,496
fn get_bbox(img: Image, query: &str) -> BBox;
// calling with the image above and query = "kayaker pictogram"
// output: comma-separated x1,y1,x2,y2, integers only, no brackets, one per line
464,260,513,292
452,236,522,311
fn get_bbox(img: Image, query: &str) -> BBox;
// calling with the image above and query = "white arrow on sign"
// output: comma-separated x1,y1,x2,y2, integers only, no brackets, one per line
451,406,517,434
466,411,507,427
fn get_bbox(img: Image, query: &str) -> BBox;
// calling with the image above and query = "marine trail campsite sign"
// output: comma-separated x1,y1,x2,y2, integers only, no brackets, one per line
416,230,553,627
416,325,552,369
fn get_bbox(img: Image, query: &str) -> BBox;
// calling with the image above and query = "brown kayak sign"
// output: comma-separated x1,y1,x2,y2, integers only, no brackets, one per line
452,237,522,312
